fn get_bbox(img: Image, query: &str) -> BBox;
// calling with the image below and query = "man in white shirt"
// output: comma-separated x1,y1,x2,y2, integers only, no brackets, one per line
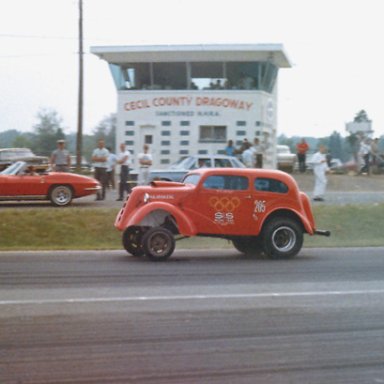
138,144,153,185
92,139,109,200
241,143,254,168
116,143,132,201
253,138,265,168
311,145,329,202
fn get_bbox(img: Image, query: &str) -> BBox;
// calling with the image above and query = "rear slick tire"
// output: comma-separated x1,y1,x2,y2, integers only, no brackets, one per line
262,217,303,259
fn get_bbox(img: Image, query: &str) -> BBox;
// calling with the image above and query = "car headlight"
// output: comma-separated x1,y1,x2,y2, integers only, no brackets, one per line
143,193,150,203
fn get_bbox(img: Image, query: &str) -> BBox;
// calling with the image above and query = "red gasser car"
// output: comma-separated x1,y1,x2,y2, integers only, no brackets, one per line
115,168,330,261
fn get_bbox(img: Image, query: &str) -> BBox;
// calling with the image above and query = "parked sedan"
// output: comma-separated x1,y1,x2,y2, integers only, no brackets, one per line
69,155,94,174
277,145,296,173
0,161,101,206
0,147,49,172
149,155,246,182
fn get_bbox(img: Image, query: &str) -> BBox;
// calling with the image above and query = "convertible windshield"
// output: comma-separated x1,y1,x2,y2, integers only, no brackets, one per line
1,161,26,175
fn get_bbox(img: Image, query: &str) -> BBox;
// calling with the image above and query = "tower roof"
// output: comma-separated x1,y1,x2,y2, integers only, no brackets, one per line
91,44,291,68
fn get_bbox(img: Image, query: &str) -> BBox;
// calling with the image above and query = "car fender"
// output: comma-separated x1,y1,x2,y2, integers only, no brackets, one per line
124,201,197,236
259,206,315,235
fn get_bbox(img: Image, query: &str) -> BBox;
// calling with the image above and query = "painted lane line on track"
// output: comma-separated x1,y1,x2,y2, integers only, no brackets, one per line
2,289,384,306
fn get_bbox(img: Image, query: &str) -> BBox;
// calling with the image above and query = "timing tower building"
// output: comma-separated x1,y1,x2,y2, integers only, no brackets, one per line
91,44,291,168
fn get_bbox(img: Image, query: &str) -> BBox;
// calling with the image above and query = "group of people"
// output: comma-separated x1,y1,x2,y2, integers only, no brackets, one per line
91,139,153,201
225,138,265,168
224,137,330,202
50,138,153,202
53,134,381,204
357,137,382,175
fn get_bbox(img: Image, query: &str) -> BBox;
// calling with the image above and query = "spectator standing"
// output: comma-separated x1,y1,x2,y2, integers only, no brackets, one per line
138,144,153,185
50,139,70,172
241,142,254,168
116,143,132,201
311,145,329,202
92,139,109,200
253,138,264,168
225,139,235,156
239,138,249,154
106,147,117,189
296,138,310,173
198,159,207,168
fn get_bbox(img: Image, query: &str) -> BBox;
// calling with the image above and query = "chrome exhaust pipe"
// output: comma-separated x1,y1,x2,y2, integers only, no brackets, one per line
314,230,331,237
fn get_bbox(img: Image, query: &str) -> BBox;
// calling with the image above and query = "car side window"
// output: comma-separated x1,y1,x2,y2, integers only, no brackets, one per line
203,175,249,190
183,174,201,185
214,158,232,167
254,177,288,193
202,159,212,167
192,158,212,169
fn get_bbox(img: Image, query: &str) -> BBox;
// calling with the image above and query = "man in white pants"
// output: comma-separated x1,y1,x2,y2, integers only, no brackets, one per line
311,145,329,202
138,144,153,185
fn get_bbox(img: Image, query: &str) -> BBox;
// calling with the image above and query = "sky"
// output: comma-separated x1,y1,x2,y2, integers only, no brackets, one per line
1,0,384,138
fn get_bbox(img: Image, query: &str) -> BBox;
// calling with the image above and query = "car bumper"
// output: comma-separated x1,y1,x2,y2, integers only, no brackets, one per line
85,185,101,191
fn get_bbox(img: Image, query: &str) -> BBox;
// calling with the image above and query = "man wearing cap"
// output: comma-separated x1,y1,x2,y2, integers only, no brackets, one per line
51,139,71,172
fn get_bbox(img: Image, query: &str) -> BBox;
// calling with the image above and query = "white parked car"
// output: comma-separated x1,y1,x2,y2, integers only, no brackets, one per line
276,145,296,173
149,155,246,182
70,156,94,174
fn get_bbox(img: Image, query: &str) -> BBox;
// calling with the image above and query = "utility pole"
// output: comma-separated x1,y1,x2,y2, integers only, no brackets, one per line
76,0,84,171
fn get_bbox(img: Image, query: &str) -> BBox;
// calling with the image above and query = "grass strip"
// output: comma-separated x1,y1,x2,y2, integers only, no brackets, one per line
0,203,383,251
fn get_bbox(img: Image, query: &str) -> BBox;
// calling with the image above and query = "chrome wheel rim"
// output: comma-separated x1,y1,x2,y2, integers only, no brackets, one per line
271,226,296,252
53,187,71,205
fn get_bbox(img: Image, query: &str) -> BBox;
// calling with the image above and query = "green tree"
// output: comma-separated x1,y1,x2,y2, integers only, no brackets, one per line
32,108,66,156
345,133,359,163
328,131,343,159
0,129,21,148
353,110,370,123
12,134,34,149
93,113,116,149
277,134,295,152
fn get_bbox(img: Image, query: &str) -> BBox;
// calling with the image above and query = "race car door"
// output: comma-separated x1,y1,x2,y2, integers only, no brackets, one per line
193,174,255,236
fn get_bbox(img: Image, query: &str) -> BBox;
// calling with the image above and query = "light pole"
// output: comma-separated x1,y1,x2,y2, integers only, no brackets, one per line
76,0,84,171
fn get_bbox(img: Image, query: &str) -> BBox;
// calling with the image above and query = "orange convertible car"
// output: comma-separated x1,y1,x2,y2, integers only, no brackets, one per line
0,161,101,206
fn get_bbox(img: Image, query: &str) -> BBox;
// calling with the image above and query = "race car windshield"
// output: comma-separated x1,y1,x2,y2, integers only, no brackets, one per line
182,174,201,185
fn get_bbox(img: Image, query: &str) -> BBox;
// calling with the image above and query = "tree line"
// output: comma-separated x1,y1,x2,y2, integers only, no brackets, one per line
1,108,383,165
0,108,116,162
279,110,384,162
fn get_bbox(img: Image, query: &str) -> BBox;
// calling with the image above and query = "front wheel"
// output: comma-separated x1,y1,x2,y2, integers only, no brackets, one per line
49,185,73,206
262,217,303,259
122,226,144,257
142,227,175,261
